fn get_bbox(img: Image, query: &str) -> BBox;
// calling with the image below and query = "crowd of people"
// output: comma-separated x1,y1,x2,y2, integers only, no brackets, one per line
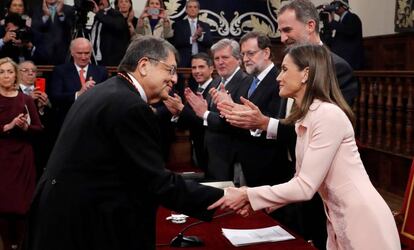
0,0,400,250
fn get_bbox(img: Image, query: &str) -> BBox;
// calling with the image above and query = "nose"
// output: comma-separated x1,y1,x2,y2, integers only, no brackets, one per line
171,73,178,85
280,33,288,44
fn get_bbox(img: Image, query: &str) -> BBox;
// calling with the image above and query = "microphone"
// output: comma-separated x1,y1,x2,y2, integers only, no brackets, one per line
170,211,234,247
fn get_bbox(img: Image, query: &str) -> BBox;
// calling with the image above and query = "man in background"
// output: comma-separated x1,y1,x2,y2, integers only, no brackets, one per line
326,0,364,69
48,37,107,132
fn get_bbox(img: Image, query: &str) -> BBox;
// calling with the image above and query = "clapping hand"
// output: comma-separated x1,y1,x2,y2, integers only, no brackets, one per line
184,87,207,118
208,187,253,217
163,93,184,116
209,83,233,106
219,97,269,130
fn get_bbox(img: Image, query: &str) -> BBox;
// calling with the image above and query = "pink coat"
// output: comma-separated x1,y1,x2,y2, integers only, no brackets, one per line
247,100,400,250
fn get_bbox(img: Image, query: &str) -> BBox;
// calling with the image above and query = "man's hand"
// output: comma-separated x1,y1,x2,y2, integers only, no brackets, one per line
163,93,184,116
3,30,16,43
42,0,51,16
77,77,95,97
56,0,64,15
30,88,49,109
209,83,233,106
220,97,270,130
184,87,207,118
208,186,253,217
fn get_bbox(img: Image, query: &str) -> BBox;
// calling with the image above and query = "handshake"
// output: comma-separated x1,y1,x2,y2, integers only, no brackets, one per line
208,186,253,217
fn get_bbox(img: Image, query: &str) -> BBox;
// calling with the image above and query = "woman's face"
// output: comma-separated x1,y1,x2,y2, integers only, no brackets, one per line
118,0,131,13
148,0,161,8
276,54,308,102
9,0,25,14
0,62,17,89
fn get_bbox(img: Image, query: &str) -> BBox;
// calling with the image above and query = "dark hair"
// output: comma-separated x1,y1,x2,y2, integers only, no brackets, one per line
282,44,354,125
114,0,133,12
191,52,213,67
278,0,320,34
145,0,166,9
4,12,24,27
118,36,178,72
239,31,273,59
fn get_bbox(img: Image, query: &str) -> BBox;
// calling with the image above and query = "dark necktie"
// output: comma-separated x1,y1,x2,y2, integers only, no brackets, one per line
248,77,259,98
196,86,204,94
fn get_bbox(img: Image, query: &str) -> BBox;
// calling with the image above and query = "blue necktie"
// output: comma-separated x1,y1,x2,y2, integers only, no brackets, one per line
248,77,259,98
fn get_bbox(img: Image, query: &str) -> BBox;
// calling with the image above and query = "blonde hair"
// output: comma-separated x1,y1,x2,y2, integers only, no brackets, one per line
0,57,20,89
282,44,355,125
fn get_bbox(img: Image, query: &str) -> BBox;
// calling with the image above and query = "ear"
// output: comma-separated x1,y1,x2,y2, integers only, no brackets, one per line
302,67,309,84
137,57,149,76
306,19,317,34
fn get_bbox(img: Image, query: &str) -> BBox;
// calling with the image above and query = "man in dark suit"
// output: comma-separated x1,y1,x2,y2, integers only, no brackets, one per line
164,52,218,171
90,0,130,66
48,37,108,132
235,31,291,187
172,0,212,68
27,36,223,250
185,39,251,181
31,0,74,65
326,0,364,70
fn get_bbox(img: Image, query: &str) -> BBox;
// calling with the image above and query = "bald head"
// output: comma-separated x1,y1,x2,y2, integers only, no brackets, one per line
70,38,92,68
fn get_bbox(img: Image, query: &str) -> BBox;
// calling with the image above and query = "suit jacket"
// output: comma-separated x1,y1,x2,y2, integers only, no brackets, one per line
331,51,359,106
328,11,364,70
247,100,400,250
27,75,223,250
92,8,130,66
177,78,219,170
48,63,108,130
235,66,294,187
172,19,212,67
203,69,251,180
31,4,74,65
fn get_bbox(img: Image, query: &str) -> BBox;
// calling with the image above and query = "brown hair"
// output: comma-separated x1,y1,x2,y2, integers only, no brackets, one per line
282,44,355,125
0,57,20,89
145,0,166,9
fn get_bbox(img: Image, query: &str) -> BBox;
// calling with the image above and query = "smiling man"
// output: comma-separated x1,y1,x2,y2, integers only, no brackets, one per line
27,36,223,250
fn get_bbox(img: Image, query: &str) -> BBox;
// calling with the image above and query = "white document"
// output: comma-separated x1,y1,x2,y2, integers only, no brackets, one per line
222,225,295,247
200,181,234,189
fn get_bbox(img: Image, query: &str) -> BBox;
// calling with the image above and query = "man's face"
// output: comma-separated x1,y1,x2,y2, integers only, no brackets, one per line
143,51,177,103
19,62,37,85
240,38,269,75
71,41,92,68
191,58,213,85
5,22,18,33
213,46,239,79
100,0,110,9
186,1,199,19
277,9,310,46
9,0,24,15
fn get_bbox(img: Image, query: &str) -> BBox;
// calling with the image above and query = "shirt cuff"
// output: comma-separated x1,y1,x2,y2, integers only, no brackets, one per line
203,111,210,126
0,38,4,48
266,118,279,140
250,129,263,137
42,15,49,23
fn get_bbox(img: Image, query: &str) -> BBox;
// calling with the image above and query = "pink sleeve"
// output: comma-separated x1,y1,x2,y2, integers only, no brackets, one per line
247,105,347,211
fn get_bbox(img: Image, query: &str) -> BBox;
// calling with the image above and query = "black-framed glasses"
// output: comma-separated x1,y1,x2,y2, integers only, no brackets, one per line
20,68,38,73
240,50,261,59
146,57,177,76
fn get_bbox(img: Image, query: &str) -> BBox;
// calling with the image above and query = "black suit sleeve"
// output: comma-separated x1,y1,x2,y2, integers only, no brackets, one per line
115,102,223,221
332,52,358,106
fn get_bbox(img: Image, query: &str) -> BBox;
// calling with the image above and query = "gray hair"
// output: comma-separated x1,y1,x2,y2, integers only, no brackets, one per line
278,0,320,34
118,36,178,72
211,38,240,60
186,0,200,9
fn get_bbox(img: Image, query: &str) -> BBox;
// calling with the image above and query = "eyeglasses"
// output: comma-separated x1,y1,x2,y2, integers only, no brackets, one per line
147,57,177,76
240,50,261,59
20,68,37,73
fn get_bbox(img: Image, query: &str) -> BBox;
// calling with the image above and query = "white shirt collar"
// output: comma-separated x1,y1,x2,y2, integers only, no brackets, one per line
199,77,212,90
256,63,274,84
20,84,34,92
74,64,89,74
127,73,147,103
222,66,241,85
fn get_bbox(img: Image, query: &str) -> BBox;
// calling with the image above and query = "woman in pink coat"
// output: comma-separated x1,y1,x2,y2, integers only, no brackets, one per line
209,44,400,250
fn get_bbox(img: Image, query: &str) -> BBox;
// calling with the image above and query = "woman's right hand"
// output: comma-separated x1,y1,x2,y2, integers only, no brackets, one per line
139,7,150,19
3,113,28,132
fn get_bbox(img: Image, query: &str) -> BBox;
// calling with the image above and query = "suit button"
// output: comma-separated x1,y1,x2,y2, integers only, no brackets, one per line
51,179,57,185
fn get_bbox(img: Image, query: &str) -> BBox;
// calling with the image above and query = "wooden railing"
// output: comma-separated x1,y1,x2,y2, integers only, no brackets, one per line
354,71,414,159
36,66,414,158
